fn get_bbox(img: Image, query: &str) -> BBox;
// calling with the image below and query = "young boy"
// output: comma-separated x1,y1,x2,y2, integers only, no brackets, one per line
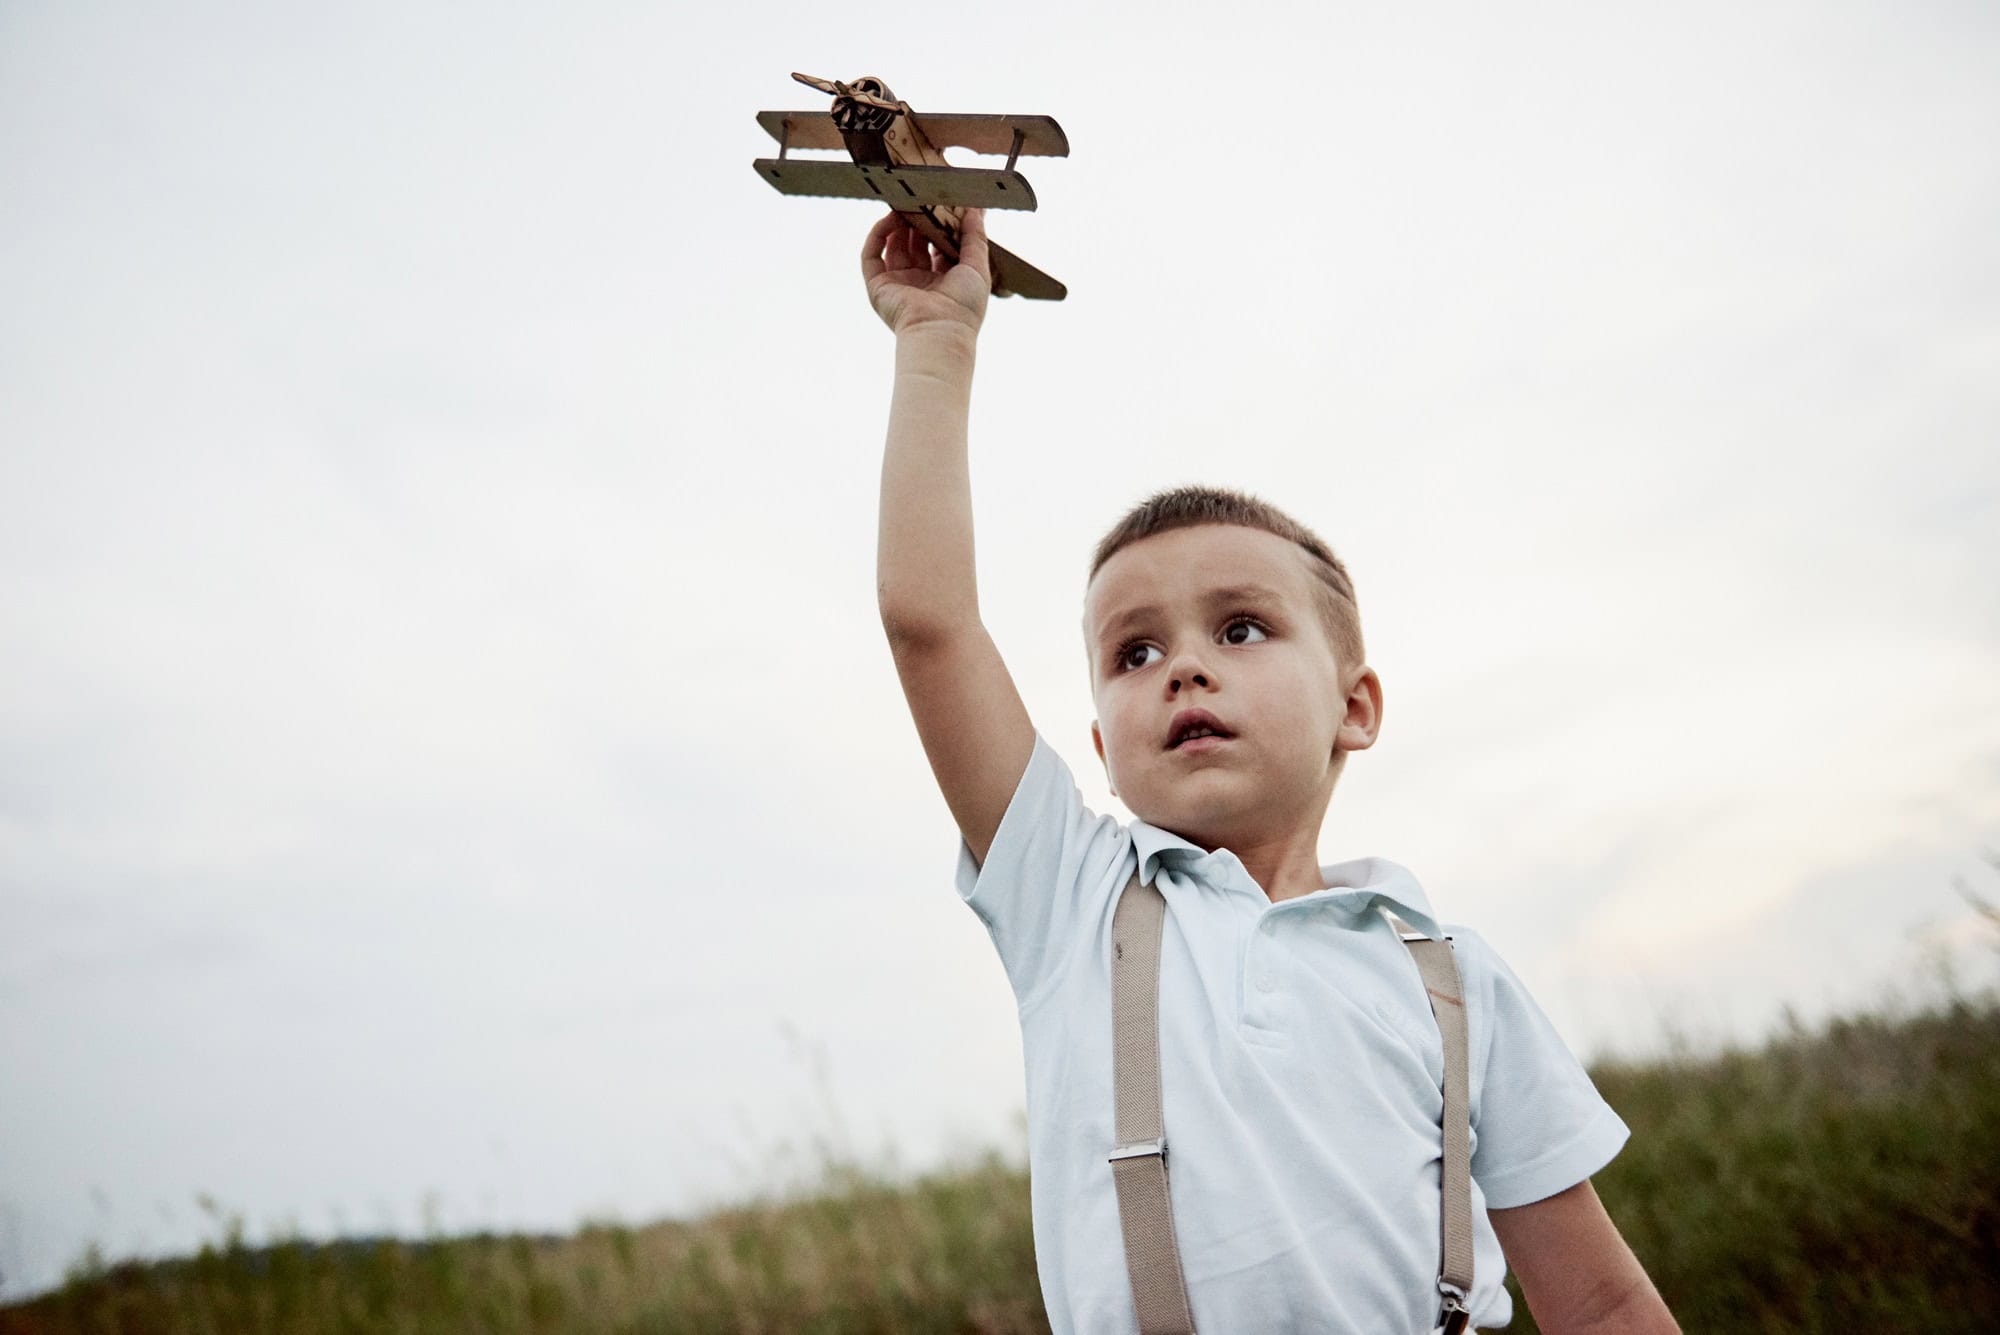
865,206,1679,1334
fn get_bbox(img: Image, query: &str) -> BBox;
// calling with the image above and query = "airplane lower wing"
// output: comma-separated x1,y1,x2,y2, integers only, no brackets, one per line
752,159,1038,211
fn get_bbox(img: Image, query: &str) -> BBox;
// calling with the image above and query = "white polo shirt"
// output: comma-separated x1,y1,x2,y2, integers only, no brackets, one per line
955,735,1629,1334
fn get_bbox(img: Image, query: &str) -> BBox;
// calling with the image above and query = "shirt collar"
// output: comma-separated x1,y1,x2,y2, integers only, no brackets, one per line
1132,821,1445,940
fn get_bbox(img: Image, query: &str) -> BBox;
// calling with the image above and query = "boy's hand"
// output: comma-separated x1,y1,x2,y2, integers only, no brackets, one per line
862,208,991,337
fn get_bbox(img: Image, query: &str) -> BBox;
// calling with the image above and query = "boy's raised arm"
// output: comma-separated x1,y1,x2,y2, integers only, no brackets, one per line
866,208,1035,866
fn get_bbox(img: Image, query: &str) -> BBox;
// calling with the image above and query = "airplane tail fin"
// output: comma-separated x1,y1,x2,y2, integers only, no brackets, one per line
988,241,1066,301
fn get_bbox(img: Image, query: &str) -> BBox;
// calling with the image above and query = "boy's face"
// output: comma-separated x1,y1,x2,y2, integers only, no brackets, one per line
1084,524,1382,851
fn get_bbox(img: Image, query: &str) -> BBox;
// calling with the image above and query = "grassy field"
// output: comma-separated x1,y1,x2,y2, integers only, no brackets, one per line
6,992,1997,1334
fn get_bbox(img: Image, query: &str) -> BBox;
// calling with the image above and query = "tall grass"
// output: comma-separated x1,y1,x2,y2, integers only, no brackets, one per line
6,994,1996,1334
1537,995,2000,1334
2,1154,1041,1335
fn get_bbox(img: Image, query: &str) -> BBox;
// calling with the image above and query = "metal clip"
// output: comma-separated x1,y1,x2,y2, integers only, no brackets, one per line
1107,1138,1166,1163
1437,1281,1471,1335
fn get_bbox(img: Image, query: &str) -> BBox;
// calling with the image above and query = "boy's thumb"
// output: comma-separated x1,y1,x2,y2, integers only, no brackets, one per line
960,208,990,266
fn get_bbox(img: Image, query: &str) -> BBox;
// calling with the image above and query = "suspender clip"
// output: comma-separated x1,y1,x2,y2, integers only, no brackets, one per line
1437,1281,1471,1335
1108,1138,1166,1163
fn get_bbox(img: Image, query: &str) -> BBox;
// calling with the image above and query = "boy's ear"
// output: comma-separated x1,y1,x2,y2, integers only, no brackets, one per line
1335,667,1384,754
1091,720,1118,796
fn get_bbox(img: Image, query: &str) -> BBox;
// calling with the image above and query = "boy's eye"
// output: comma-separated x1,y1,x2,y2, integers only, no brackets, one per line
1221,619,1267,646
1118,643,1163,672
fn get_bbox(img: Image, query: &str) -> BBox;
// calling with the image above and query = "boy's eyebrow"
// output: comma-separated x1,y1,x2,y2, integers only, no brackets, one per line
1094,603,1163,643
1200,583,1288,609
1092,585,1291,642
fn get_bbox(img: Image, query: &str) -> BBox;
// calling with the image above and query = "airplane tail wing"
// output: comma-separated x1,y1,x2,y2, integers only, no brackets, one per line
988,241,1066,301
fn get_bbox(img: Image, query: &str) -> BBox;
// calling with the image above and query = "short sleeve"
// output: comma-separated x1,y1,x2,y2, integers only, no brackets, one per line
954,733,1131,1011
1454,928,1631,1209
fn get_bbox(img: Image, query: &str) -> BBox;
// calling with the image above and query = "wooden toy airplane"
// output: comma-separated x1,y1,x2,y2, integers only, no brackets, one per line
753,73,1069,300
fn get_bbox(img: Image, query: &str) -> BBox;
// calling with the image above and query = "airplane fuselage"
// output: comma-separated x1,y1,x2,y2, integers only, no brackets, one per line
831,81,965,260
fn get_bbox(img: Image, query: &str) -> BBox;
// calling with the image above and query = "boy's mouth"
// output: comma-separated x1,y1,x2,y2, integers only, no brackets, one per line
1165,709,1235,750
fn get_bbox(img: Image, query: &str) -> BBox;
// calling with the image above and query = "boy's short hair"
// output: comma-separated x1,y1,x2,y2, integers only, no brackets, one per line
1088,486,1365,666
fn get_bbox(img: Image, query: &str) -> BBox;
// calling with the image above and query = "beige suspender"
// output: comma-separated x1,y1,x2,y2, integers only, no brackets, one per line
1109,875,1476,1335
1108,871,1199,1334
1391,911,1477,1335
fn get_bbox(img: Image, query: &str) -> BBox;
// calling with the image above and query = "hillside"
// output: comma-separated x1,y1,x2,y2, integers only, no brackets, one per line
6,995,1997,1334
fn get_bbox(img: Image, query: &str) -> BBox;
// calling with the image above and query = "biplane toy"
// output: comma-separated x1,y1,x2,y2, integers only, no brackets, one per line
753,73,1069,300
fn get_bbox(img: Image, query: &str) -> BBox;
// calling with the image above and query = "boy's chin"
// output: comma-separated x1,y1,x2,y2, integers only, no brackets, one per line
1128,770,1328,849
1129,787,1261,848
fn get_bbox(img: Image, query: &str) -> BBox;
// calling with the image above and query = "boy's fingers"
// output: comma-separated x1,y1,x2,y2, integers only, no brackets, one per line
862,210,902,280
895,221,922,271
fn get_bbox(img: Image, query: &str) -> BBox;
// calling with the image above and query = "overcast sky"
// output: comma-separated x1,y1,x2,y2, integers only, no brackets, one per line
3,0,1997,1302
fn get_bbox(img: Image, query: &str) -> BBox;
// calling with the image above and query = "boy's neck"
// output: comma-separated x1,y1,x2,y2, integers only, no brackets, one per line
1177,823,1327,904
1234,835,1329,904
1156,781,1343,904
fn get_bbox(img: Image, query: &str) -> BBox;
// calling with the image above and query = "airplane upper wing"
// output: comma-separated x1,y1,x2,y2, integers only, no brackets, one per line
899,114,1067,157
755,111,1068,158
755,112,845,152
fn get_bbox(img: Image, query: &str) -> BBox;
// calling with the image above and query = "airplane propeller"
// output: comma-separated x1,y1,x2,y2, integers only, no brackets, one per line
791,71,905,114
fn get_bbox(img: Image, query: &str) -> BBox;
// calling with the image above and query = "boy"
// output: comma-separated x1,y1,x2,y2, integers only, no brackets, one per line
865,207,1679,1334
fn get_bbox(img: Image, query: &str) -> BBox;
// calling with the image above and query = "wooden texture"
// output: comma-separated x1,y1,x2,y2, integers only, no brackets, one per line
752,159,1038,211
